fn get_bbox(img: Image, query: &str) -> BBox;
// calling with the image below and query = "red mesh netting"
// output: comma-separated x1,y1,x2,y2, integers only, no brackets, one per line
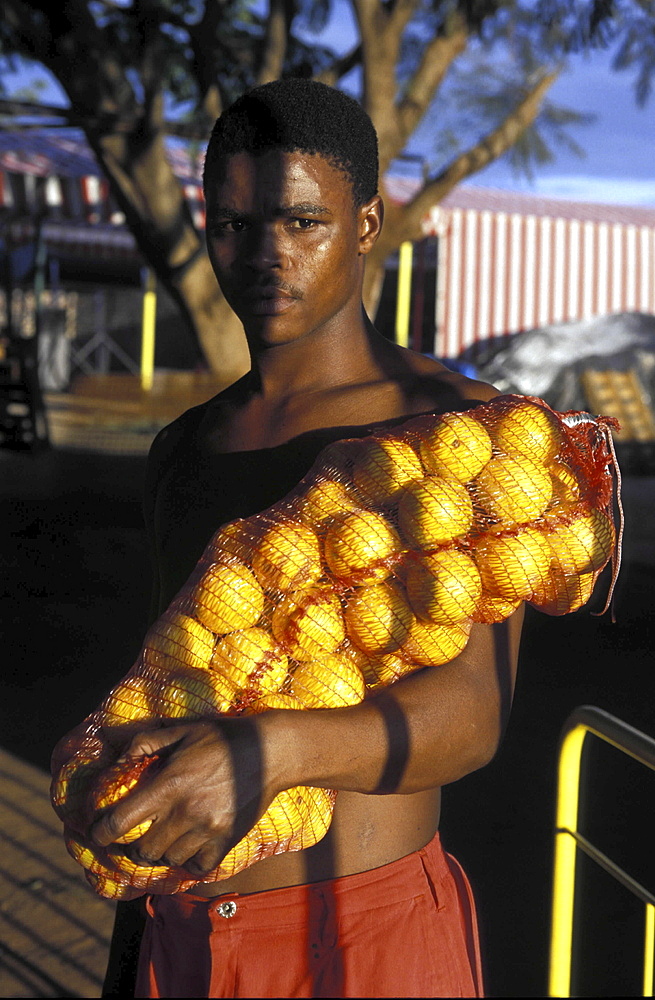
51,394,621,900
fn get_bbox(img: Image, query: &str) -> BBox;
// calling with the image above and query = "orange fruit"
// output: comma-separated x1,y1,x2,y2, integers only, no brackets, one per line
52,754,104,823
67,836,116,876
290,653,366,708
345,581,413,656
255,786,333,848
400,617,471,665
472,593,522,624
211,627,288,694
549,460,580,507
530,567,596,616
491,401,562,464
295,479,359,528
208,518,261,564
352,437,424,504
246,692,305,713
85,873,142,901
350,651,410,688
474,453,552,525
252,520,322,593
144,613,216,675
271,585,345,662
406,548,481,625
474,525,552,601
156,666,238,718
191,561,264,633
107,847,173,883
286,787,335,850
420,412,493,483
398,476,473,549
103,676,154,726
325,509,402,583
544,509,614,576
217,830,263,880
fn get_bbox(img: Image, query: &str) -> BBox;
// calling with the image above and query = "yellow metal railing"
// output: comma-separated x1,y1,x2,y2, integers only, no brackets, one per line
395,241,413,348
140,268,157,391
549,706,655,997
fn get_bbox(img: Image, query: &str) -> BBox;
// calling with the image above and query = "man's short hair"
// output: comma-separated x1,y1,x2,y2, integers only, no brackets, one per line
203,79,378,206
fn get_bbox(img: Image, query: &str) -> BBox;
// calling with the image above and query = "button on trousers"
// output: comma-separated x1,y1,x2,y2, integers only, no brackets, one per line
135,832,484,998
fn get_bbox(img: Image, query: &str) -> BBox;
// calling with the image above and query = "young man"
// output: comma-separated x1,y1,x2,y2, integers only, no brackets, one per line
98,80,523,998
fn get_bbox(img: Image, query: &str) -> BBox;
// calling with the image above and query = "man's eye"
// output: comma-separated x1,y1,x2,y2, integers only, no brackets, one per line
291,218,317,230
214,220,247,234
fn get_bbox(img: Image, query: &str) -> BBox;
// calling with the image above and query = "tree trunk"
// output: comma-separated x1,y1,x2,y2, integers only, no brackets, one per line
173,254,251,381
86,128,250,383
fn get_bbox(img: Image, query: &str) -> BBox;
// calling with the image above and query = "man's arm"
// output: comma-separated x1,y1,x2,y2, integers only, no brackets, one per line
92,609,523,877
280,609,523,795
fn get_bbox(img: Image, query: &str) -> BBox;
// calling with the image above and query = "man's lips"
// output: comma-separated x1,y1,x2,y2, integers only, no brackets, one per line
241,285,300,315
246,284,298,299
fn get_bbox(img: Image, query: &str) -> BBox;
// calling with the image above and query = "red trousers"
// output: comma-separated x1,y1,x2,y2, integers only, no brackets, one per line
135,833,483,998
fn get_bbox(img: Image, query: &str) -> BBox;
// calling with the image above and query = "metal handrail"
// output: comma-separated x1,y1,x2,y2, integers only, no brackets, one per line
549,705,655,997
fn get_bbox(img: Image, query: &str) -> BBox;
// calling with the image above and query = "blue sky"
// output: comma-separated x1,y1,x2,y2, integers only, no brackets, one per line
299,2,655,207
472,47,655,206
2,2,654,207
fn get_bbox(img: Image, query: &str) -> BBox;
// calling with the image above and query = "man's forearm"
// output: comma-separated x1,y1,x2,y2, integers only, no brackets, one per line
261,611,524,798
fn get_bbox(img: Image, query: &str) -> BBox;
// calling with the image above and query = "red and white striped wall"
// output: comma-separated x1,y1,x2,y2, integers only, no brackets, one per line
424,188,655,358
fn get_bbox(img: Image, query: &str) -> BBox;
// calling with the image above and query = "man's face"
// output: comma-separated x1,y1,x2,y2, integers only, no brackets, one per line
205,149,381,347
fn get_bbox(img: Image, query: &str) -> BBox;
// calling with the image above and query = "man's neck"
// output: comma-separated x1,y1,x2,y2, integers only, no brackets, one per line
245,310,399,404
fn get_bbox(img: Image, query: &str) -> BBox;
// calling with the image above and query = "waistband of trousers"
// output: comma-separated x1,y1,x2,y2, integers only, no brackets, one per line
148,831,446,925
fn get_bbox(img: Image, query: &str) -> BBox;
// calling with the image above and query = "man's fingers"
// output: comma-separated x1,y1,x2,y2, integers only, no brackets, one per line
119,724,189,760
159,831,228,875
183,842,229,878
91,782,161,847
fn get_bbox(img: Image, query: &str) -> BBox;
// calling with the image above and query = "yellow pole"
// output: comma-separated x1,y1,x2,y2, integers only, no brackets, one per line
644,903,655,997
395,241,413,348
140,269,157,391
549,723,588,998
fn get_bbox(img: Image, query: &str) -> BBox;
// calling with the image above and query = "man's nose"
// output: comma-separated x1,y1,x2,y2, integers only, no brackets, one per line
244,225,289,271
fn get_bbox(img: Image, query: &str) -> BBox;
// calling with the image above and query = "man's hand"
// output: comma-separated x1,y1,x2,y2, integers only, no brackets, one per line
91,717,275,878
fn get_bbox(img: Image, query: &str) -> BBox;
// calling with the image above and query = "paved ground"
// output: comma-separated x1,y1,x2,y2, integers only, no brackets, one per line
1,430,653,997
0,748,114,998
44,372,226,456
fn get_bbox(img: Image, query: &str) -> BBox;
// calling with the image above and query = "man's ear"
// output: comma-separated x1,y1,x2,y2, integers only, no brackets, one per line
358,195,384,255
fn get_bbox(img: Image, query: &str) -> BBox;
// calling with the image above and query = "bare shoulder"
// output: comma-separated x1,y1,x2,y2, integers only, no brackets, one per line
394,347,501,413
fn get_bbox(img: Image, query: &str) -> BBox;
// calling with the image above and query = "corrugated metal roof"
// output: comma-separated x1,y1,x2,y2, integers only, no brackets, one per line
442,185,655,227
0,129,202,184
384,174,655,227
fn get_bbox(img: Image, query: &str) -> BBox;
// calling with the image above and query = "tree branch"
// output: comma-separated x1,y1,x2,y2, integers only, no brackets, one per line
387,0,420,37
186,0,231,125
399,71,560,234
315,44,362,86
134,1,166,131
256,0,289,86
396,18,469,143
353,0,398,107
353,0,419,165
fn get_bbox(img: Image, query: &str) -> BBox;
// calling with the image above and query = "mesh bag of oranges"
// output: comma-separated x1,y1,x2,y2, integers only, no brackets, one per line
51,394,620,900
